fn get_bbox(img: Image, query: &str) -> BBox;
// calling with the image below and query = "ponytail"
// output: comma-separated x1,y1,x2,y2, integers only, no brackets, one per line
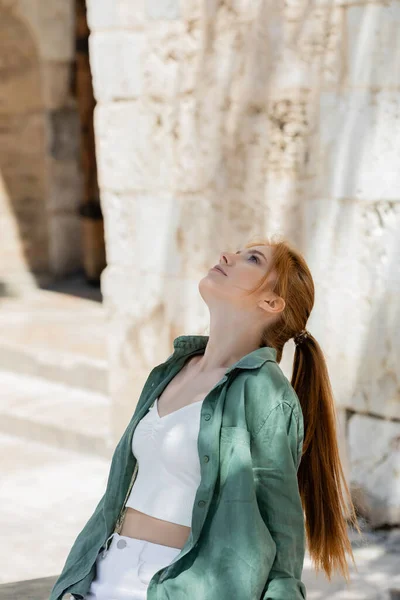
242,236,361,579
292,333,360,580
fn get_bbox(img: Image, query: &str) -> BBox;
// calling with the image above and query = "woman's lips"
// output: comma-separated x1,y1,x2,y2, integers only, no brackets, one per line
211,266,227,275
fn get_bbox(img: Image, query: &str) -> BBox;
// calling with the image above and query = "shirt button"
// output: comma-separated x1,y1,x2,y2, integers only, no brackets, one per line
204,414,211,421
198,500,206,507
203,455,209,462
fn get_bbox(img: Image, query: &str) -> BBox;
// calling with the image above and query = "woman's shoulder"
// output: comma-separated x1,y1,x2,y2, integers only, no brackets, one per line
232,359,293,403
229,361,303,435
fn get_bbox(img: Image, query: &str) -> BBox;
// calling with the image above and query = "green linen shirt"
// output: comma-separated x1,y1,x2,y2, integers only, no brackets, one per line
49,334,306,600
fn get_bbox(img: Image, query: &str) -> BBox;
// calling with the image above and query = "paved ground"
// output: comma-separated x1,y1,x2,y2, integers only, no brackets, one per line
0,280,398,599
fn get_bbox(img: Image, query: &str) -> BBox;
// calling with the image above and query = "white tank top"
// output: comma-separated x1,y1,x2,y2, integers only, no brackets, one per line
125,396,205,527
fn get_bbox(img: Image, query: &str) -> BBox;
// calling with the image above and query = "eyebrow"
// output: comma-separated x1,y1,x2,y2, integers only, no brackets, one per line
235,249,267,262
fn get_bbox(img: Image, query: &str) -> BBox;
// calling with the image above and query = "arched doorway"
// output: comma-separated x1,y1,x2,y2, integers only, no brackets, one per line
0,0,105,296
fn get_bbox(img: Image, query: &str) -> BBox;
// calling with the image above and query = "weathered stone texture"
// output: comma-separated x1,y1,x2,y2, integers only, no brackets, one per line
95,101,174,192
302,197,400,421
48,108,82,161
319,90,400,201
266,93,311,176
283,4,344,88
48,214,83,277
86,0,147,30
349,414,400,527
16,0,75,61
47,158,83,214
0,109,48,276
42,62,73,111
143,23,187,98
346,3,400,88
0,0,84,288
146,0,180,20
88,0,400,524
0,10,42,115
89,32,146,102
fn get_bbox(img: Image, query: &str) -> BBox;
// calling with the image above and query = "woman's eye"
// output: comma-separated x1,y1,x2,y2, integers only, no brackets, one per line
249,254,259,264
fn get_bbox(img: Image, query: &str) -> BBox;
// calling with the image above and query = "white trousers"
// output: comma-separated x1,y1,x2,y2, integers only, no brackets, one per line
82,532,181,600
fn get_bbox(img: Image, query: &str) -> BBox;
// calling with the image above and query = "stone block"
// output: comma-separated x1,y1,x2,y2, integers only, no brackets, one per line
94,101,173,192
48,214,83,276
38,0,75,61
346,3,400,88
48,107,81,161
100,191,135,266
0,113,49,275
0,214,49,274
336,408,350,486
263,176,304,246
42,61,73,110
319,90,400,201
17,0,75,61
0,143,46,224
0,167,46,217
302,197,400,419
146,0,180,20
349,206,400,420
0,112,46,164
89,31,145,102
266,91,312,177
143,23,186,99
101,190,183,270
0,9,43,115
19,233,49,275
0,215,37,275
101,265,208,332
172,95,214,193
310,0,365,5
282,5,344,89
184,0,275,22
348,414,400,527
47,158,83,213
175,190,237,275
86,0,146,30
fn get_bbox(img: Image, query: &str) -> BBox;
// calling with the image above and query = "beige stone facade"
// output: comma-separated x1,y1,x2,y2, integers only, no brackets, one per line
0,0,84,293
86,0,400,526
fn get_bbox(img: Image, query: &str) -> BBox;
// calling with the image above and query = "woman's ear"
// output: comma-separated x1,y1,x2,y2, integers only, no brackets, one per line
258,295,285,315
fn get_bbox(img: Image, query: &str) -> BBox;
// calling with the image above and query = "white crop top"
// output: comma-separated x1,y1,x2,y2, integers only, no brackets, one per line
125,396,204,527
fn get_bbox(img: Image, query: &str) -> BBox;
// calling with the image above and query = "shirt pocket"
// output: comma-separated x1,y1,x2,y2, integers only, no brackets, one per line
218,426,254,503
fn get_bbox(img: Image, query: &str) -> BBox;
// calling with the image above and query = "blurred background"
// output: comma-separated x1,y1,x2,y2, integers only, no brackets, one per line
0,0,399,598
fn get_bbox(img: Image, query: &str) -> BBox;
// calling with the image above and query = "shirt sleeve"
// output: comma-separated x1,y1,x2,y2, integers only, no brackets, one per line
250,385,307,600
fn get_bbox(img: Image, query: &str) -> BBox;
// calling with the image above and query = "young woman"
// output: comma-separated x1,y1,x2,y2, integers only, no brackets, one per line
51,236,359,600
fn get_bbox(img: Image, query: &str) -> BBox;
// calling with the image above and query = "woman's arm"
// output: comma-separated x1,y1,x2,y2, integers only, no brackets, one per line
250,385,307,600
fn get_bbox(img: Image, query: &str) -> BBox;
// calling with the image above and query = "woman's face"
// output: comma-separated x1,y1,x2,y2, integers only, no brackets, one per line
199,245,277,312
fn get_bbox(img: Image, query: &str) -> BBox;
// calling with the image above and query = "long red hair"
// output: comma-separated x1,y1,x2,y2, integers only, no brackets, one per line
244,235,360,580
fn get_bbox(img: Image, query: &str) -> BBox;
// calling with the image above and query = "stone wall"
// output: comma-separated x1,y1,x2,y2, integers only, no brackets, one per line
87,0,400,526
0,0,83,293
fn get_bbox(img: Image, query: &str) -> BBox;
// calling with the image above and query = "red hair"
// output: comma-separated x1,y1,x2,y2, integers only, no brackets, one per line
244,235,360,580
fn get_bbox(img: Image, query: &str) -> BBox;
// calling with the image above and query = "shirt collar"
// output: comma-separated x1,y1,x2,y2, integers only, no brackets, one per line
172,334,277,373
